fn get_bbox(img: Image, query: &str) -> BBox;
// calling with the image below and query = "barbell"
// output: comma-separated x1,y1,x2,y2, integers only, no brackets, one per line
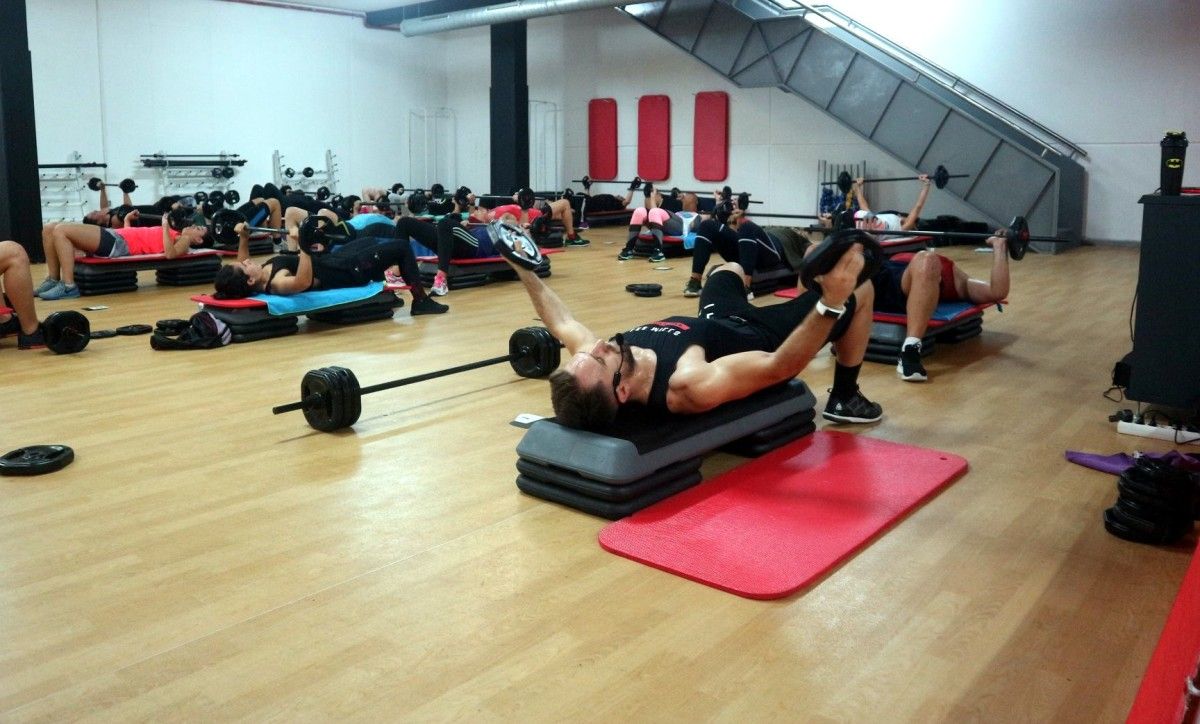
822,164,969,194
280,185,334,202
87,177,137,193
193,189,242,207
803,215,1046,260
209,208,296,246
272,327,562,432
42,311,154,354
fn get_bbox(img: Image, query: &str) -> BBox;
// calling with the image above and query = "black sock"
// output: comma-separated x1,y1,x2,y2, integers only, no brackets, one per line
831,363,861,398
623,225,639,250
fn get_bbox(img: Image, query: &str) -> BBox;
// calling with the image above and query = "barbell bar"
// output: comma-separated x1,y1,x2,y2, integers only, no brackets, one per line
87,177,137,193
803,215,1049,260
822,164,969,194
271,327,562,432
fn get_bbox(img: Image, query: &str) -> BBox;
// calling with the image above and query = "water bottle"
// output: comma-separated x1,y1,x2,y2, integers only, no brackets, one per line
1160,131,1188,195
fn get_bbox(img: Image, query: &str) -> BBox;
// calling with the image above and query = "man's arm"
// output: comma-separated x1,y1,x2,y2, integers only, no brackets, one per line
851,177,870,212
901,174,931,231
99,186,110,211
507,263,595,354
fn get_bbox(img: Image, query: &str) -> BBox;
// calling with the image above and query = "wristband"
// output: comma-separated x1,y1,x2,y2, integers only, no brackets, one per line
815,299,846,320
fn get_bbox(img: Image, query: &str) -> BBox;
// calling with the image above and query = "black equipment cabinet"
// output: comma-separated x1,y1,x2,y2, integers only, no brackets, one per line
1129,194,1200,409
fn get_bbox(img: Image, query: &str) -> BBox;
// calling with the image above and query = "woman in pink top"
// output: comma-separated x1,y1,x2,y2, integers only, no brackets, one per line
36,209,208,300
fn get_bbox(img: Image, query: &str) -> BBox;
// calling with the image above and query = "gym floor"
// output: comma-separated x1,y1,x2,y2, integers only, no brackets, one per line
1,230,1187,721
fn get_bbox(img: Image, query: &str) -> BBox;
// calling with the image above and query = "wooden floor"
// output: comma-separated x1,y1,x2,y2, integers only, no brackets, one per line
1,229,1193,722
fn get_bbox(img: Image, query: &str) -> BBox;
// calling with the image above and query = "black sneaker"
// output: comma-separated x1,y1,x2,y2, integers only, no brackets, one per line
0,314,19,338
823,388,883,424
897,343,928,382
682,278,702,297
617,249,635,261
411,297,449,315
18,324,46,350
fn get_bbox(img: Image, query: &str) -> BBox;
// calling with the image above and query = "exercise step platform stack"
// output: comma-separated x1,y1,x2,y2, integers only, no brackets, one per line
864,301,996,364
192,286,403,343
74,250,224,295
413,247,559,291
515,379,817,519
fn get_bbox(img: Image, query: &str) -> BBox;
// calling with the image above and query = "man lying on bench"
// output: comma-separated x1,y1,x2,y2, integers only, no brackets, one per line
871,228,1012,382
211,218,449,315
495,225,883,429
684,200,808,298
38,210,210,300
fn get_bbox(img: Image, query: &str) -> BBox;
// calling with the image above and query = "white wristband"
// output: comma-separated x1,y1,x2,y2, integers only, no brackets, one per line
815,299,846,319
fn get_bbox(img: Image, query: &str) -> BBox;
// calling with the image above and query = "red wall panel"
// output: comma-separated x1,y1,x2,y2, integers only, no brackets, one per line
588,98,618,180
637,95,671,181
693,91,729,182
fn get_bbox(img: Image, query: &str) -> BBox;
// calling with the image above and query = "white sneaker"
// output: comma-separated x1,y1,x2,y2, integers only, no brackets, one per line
431,272,449,296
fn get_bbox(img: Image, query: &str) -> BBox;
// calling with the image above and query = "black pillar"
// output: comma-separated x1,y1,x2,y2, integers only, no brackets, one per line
0,0,42,260
489,21,529,195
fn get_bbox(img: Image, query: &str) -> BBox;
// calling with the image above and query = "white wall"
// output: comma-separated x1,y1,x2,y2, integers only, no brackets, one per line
28,0,445,202
439,2,1199,242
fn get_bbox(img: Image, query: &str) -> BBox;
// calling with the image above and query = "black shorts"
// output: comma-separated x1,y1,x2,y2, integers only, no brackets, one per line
699,269,856,346
94,228,126,257
873,260,909,314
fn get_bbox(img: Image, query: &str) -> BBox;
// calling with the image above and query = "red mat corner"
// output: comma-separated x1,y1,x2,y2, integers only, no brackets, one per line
599,431,968,599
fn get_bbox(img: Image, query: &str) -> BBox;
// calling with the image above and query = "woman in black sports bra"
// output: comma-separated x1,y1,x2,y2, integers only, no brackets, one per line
211,220,448,315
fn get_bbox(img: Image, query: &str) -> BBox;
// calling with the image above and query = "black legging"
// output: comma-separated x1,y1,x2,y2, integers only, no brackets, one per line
691,219,783,277
435,216,485,272
324,235,429,299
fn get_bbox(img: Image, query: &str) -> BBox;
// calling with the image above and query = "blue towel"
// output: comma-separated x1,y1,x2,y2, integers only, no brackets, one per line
682,232,697,250
254,282,386,316
930,301,981,321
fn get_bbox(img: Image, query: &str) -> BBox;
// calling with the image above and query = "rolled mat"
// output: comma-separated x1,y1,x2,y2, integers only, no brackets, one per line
598,430,968,599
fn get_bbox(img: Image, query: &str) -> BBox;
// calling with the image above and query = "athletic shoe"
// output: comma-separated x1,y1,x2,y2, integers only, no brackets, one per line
39,282,80,300
822,388,883,424
385,269,407,286
18,324,46,350
648,251,667,263
431,271,449,296
897,343,928,382
34,277,60,296
411,297,449,315
683,278,702,297
575,221,590,230
565,236,590,247
617,249,635,261
0,314,19,337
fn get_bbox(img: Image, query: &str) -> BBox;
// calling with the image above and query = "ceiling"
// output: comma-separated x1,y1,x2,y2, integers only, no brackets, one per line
279,0,406,12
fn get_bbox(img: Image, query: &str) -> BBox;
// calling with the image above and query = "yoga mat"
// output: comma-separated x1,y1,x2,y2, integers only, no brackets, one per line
599,430,968,599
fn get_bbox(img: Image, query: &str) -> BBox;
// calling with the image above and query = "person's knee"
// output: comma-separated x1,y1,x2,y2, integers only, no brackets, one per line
0,239,26,267
908,251,940,284
713,261,745,278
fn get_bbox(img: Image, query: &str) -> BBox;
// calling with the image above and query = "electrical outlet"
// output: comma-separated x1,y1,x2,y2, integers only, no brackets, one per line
1116,421,1200,443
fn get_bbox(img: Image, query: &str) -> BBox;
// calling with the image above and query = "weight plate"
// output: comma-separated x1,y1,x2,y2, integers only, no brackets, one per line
115,324,153,336
90,329,118,339
0,444,75,476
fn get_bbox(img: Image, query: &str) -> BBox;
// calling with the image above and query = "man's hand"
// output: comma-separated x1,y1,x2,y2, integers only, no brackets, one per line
918,173,931,187
814,243,865,307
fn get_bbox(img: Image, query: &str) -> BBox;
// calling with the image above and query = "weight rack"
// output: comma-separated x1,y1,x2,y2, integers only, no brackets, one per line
38,152,106,222
816,159,867,216
271,149,339,195
140,151,245,199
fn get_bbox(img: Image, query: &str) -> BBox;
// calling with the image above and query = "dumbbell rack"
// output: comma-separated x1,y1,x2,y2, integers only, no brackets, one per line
37,152,104,222
816,159,867,216
140,152,246,201
272,150,339,195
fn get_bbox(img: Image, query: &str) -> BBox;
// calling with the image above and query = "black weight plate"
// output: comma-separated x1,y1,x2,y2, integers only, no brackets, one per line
301,368,346,432
0,444,75,476
90,329,119,339
327,366,362,430
115,324,153,336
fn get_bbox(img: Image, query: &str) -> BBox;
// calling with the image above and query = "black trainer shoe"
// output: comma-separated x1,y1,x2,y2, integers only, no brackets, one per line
617,249,635,261
823,388,883,424
18,324,46,350
897,343,928,382
0,314,19,338
411,297,449,315
682,278,702,297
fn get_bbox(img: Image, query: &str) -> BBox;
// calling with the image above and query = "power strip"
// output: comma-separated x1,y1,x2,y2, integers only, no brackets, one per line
1117,420,1200,443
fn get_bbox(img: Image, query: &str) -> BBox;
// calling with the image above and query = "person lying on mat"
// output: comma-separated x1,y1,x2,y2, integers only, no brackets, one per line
497,227,883,430
850,173,930,235
211,221,448,315
37,211,210,300
0,240,46,349
529,194,589,247
873,228,1012,383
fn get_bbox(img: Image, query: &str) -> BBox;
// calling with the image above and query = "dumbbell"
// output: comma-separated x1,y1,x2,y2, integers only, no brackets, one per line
283,167,317,179
87,177,137,194
280,185,333,202
210,167,236,179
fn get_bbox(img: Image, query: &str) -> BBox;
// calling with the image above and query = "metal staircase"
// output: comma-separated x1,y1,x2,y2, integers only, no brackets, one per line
621,0,1087,249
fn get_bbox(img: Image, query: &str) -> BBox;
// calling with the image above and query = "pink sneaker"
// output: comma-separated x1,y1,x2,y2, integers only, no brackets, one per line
385,268,406,287
431,271,449,296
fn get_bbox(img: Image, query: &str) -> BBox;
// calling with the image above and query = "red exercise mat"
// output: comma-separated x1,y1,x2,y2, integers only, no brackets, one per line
599,430,968,599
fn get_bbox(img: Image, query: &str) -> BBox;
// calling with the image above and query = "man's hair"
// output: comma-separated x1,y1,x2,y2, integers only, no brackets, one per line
213,265,255,299
548,368,619,431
